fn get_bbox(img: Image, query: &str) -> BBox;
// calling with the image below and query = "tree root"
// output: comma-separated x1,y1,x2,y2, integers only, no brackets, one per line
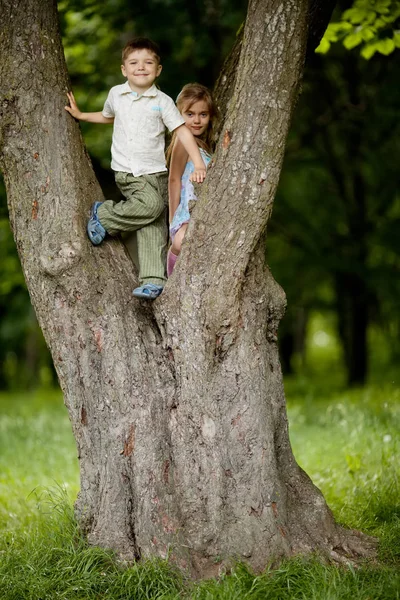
330,526,378,567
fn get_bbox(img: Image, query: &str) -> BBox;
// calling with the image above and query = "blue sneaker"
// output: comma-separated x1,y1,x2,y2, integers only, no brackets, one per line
132,283,164,300
87,201,106,245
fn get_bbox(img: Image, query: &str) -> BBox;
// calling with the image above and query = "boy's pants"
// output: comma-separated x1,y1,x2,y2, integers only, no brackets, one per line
97,171,168,286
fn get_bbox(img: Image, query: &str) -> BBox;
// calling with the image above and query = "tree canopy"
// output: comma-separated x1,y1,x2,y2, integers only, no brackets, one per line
317,0,400,58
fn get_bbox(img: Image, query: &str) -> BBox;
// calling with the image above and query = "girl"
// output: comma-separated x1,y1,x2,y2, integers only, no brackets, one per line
167,83,216,276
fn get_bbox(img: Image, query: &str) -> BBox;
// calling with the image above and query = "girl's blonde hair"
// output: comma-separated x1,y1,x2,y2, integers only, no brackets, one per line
166,83,217,165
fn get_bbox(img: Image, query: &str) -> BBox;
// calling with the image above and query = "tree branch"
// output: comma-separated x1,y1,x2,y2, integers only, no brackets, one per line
212,0,337,134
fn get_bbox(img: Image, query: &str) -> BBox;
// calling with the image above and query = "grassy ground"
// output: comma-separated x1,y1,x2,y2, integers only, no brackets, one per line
0,376,399,599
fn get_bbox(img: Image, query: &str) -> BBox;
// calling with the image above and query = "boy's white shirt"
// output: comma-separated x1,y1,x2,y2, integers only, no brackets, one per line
102,82,185,177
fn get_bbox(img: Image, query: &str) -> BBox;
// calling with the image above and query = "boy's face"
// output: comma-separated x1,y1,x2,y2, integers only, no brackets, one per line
121,49,162,93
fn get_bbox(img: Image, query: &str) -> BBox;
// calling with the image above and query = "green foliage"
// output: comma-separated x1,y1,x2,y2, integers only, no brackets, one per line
271,39,400,382
0,379,399,598
316,0,400,59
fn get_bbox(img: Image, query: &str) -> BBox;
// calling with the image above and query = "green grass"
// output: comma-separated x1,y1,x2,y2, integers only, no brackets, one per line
0,382,399,599
285,378,400,566
0,390,79,532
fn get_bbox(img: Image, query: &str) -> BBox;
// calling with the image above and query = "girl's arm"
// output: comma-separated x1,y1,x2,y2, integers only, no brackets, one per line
174,125,206,182
168,138,189,224
65,92,114,124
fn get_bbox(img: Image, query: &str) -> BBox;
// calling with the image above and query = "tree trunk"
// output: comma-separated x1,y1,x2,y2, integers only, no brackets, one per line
0,0,375,578
336,272,368,386
315,52,370,386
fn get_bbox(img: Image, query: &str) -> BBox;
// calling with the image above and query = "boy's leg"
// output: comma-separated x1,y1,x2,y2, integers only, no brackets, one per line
136,207,168,286
96,171,168,288
87,202,107,245
96,172,165,235
135,172,168,287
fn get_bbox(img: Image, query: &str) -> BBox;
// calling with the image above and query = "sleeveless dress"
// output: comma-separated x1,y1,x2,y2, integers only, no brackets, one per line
170,148,212,241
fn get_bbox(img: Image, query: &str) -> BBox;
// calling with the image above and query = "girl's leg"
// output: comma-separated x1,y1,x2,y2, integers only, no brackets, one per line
168,224,188,277
171,223,188,256
167,248,177,277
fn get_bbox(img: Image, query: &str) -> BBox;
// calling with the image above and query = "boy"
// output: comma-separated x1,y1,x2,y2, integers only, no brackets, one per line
65,38,206,300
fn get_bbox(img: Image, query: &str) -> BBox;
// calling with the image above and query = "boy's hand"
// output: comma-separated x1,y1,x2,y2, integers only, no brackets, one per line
65,91,82,119
190,166,207,183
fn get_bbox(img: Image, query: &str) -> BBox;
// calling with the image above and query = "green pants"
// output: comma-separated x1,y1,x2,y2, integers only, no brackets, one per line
97,171,168,286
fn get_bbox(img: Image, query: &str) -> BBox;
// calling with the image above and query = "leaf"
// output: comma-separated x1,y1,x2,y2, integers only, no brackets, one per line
326,22,350,38
361,27,376,41
360,42,378,58
375,17,388,28
365,10,377,25
315,37,331,54
343,8,369,24
324,24,340,42
376,37,396,54
376,0,392,10
379,14,398,23
394,32,400,48
339,21,354,32
343,32,363,49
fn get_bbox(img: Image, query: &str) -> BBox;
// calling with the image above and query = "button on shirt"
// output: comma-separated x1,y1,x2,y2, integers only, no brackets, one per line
102,82,185,177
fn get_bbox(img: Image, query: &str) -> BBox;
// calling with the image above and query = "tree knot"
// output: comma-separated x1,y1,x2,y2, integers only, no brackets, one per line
40,241,82,277
222,130,232,149
121,424,135,457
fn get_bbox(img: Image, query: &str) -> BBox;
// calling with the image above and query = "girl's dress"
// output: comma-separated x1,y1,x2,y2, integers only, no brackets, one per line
170,147,212,240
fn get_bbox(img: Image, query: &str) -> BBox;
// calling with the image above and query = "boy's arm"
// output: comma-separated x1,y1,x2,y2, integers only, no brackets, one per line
174,125,206,183
168,139,188,223
65,92,114,124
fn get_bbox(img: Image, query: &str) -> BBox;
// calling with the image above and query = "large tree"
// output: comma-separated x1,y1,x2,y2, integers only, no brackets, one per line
0,0,375,578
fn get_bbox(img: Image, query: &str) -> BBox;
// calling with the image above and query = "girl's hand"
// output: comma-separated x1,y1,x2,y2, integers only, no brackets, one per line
65,91,82,119
190,166,207,183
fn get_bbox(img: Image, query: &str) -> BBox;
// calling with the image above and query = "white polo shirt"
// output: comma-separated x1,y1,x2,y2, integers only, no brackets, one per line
102,82,185,176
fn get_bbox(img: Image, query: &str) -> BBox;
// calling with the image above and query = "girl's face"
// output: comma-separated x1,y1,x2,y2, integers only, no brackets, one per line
182,100,211,137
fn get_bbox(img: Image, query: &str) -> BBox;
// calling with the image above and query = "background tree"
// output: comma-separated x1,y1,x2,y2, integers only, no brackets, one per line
269,0,400,384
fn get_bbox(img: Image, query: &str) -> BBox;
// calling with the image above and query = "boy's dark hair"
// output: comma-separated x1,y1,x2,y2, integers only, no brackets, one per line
122,38,161,63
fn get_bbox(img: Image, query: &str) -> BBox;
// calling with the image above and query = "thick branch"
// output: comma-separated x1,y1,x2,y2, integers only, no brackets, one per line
212,0,337,134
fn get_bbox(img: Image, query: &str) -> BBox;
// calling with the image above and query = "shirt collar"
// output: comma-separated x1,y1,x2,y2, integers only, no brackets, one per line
120,81,158,98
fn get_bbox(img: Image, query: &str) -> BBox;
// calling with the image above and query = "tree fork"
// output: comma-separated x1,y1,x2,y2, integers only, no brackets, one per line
0,0,376,578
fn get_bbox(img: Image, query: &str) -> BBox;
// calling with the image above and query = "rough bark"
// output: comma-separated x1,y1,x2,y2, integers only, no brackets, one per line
0,0,376,578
